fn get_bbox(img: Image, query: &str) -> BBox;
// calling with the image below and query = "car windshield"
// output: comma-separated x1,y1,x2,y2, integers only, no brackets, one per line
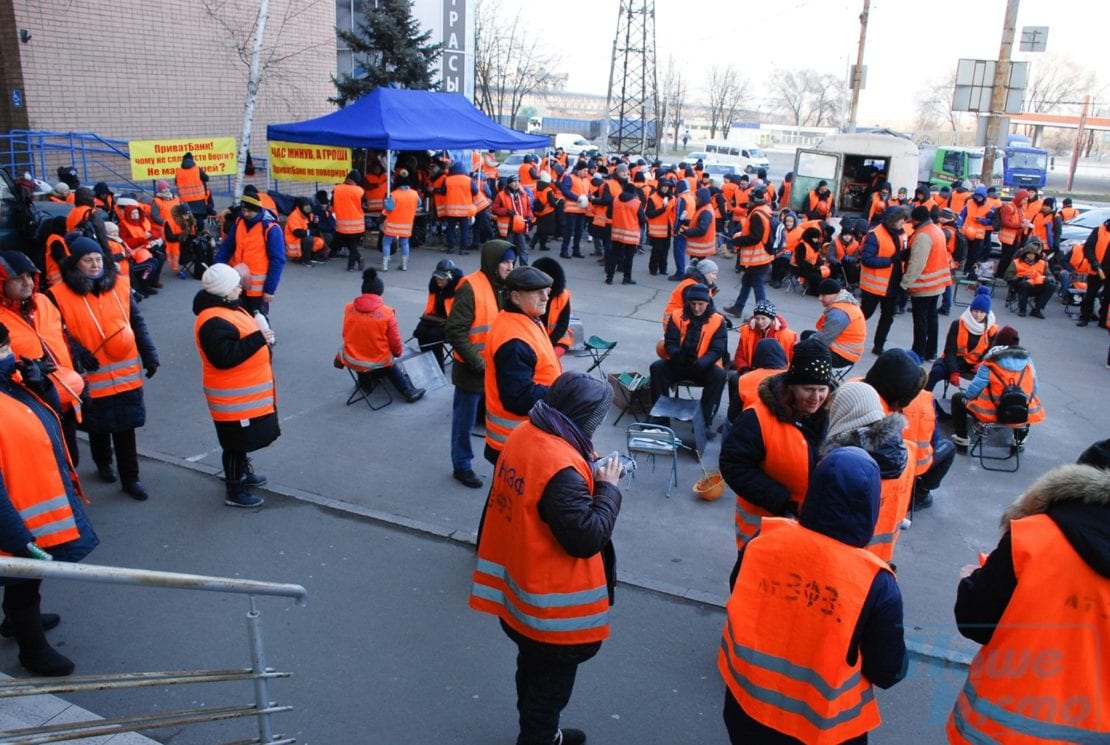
1073,210,1110,228
1008,151,1048,171
747,148,765,159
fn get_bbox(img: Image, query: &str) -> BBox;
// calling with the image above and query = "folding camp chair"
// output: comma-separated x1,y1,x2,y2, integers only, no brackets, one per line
625,423,687,497
338,354,393,411
584,335,617,378
969,421,1028,473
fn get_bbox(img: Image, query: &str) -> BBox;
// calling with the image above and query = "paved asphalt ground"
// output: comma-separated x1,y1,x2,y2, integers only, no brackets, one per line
1,154,1105,742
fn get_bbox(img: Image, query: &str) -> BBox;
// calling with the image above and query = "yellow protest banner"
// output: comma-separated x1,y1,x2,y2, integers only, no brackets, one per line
268,141,352,183
129,137,238,180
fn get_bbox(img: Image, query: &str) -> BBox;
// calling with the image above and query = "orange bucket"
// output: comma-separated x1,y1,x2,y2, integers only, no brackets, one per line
694,471,724,501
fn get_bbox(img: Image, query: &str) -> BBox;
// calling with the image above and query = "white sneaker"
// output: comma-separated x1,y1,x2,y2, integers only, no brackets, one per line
951,434,970,447
381,258,389,271
401,257,408,271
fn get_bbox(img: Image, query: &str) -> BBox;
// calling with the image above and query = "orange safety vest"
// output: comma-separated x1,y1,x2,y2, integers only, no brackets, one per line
808,190,832,218
906,223,952,295
675,191,696,229
611,194,641,245
883,389,935,476
956,320,998,370
195,306,275,422
162,209,186,272
422,289,456,318
518,163,537,191
1030,212,1052,244
64,205,94,234
333,182,365,235
175,166,206,204
483,311,561,452
362,171,388,213
118,216,151,250
1057,206,1078,222
816,300,866,363
666,309,724,364
966,359,1045,425
443,173,477,218
735,397,812,549
685,205,717,257
283,209,309,259
737,367,781,411
494,190,531,236
720,518,887,744
533,187,557,218
997,202,1025,245
646,192,673,238
50,276,143,399
382,188,420,238
43,234,69,288
1069,243,1091,276
948,513,1110,744
731,186,751,220
473,178,492,212
949,190,971,214
1014,258,1049,286
544,291,574,349
779,181,793,211
0,390,81,554
962,200,992,240
469,423,609,644
1023,198,1042,222
480,153,499,181
738,205,773,267
231,218,281,297
0,296,84,415
860,227,900,297
734,322,797,373
866,440,916,562
1091,226,1110,268
337,298,398,372
662,278,718,328
868,193,889,223
452,271,499,364
563,174,589,215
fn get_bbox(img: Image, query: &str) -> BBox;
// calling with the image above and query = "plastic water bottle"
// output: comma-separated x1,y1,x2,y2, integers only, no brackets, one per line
254,311,275,346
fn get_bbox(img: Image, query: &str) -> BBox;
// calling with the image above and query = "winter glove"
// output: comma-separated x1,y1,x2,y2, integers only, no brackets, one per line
949,372,962,387
77,349,100,373
145,365,158,379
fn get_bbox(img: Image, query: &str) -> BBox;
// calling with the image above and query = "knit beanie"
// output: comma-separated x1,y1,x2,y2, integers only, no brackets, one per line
826,382,886,440
864,348,925,409
970,286,992,313
784,337,833,386
201,263,242,298
753,300,777,319
67,237,103,262
1077,439,1110,470
994,325,1020,347
693,258,718,276
361,268,384,296
817,278,841,296
683,283,711,303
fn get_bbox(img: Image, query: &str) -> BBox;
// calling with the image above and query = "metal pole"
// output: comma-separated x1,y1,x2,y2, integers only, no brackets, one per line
1066,95,1089,193
600,29,617,157
847,0,870,132
981,0,1020,184
248,596,276,743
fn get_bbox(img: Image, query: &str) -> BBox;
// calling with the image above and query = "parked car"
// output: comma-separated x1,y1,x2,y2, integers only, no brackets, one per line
0,168,70,253
497,153,529,180
683,151,710,166
1060,206,1110,247
703,162,738,184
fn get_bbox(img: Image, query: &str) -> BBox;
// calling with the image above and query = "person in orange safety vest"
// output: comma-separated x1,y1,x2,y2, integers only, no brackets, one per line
214,192,286,317
46,238,159,502
193,263,279,509
381,176,422,272
1004,238,1057,318
174,151,212,223
720,446,906,744
0,321,99,677
470,371,622,745
284,197,327,267
814,279,867,367
900,206,951,360
950,447,1110,745
331,169,367,273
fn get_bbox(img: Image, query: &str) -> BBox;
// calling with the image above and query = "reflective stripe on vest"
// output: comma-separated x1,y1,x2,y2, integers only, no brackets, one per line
470,424,610,644
232,220,278,297
860,227,898,296
816,300,866,363
736,400,811,549
907,223,952,295
484,312,561,451
195,306,276,422
611,195,641,245
962,201,991,240
452,271,499,364
383,189,419,238
49,278,143,398
956,321,996,369
947,513,1110,745
443,174,476,217
685,205,717,255
333,182,365,234
739,206,773,267
176,167,205,202
865,448,915,563
966,361,1045,424
720,518,886,743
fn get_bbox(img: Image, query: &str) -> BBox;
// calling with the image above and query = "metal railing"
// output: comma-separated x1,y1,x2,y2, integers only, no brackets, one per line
0,557,306,745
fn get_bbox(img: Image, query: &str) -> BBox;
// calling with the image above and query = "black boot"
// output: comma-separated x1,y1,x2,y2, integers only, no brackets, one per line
4,589,74,676
225,479,264,508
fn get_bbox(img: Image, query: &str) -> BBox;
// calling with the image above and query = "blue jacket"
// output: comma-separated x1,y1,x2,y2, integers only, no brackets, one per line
216,211,287,296
964,345,1038,402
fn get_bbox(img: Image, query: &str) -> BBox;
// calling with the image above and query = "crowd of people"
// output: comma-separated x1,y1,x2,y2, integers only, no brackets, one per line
1,150,1106,745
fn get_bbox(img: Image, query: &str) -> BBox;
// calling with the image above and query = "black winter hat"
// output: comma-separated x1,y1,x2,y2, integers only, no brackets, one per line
361,268,384,295
784,338,833,386
1077,439,1110,470
864,349,925,408
817,278,842,296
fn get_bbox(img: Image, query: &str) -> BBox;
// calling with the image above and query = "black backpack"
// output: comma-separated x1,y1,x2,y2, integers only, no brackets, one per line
993,366,1030,425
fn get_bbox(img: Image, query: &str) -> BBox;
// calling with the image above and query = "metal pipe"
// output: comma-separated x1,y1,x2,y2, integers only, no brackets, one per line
247,597,275,743
0,557,307,606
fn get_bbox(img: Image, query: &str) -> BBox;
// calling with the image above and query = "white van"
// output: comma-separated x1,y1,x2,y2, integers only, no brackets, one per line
554,133,599,157
704,140,772,174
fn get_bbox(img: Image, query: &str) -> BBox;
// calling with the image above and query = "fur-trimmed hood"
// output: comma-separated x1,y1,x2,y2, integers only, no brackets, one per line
820,412,908,480
757,372,832,431
1000,464,1110,578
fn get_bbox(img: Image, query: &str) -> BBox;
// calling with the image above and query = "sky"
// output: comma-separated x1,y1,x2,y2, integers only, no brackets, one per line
512,0,1101,128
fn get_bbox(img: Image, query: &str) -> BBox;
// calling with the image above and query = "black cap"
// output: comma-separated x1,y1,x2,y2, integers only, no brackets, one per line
817,278,841,296
361,268,384,295
504,266,553,291
910,205,931,223
347,169,363,183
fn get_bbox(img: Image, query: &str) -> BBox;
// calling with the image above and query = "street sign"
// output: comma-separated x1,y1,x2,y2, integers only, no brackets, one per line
849,64,867,90
1019,26,1049,52
953,58,1028,114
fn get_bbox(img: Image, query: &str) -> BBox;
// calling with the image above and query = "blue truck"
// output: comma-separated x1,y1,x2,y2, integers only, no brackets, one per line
1003,134,1049,191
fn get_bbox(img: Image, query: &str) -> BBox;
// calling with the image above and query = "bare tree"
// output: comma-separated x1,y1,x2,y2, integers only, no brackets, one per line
659,55,687,151
766,68,840,128
914,68,965,134
474,0,562,130
807,73,842,128
767,69,810,126
203,0,333,196
705,66,749,139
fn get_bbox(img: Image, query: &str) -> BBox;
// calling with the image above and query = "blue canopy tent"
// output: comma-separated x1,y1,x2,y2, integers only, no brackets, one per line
267,88,546,152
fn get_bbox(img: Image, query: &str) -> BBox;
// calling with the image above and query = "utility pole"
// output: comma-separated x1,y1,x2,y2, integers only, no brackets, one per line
981,0,1020,185
1066,95,1090,192
847,0,870,132
602,0,659,156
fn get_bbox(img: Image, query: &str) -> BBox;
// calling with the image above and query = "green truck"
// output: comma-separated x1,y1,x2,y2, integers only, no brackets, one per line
917,146,1004,190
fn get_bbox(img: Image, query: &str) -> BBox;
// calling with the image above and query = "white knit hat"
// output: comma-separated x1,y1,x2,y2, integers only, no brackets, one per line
202,263,241,298
826,382,885,441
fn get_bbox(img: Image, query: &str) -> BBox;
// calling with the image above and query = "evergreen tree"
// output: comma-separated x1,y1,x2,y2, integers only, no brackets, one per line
331,0,443,106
